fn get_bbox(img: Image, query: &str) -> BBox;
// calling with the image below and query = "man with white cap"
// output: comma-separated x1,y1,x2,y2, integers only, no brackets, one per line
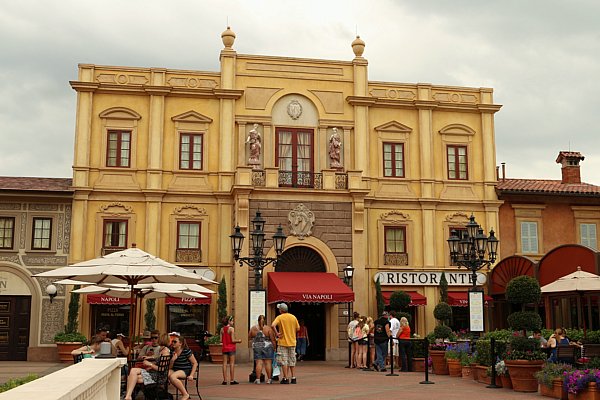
272,303,300,384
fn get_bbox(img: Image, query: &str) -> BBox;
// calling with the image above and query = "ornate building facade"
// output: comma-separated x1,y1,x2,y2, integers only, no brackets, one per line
68,28,502,360
0,177,72,361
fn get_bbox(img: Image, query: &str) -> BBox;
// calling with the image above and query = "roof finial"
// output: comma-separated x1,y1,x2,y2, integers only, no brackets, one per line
221,26,236,49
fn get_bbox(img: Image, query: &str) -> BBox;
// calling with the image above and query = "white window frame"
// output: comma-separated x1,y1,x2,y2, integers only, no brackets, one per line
520,221,539,254
580,223,598,250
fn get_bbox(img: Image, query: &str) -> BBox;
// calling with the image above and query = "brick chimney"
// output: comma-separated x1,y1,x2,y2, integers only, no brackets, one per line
556,151,585,184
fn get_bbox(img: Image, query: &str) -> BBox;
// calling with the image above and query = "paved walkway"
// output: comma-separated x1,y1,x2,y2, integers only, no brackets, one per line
0,360,547,399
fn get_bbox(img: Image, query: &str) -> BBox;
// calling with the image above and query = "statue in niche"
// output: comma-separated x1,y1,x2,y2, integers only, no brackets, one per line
246,123,262,168
328,127,342,169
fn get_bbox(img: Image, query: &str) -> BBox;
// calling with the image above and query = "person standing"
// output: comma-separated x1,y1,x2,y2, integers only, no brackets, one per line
373,311,391,372
388,311,400,367
249,315,276,384
296,320,309,361
272,303,300,384
346,312,360,367
221,316,242,385
397,317,412,372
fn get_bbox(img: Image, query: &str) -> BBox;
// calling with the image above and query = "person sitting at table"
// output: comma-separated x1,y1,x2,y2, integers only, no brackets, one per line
137,330,161,359
110,332,129,357
548,328,569,362
124,333,171,400
529,329,548,348
169,336,198,400
71,335,104,359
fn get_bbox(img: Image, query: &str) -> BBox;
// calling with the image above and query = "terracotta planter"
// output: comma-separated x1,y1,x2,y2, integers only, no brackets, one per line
505,359,544,392
470,363,479,380
568,382,600,400
447,358,462,377
430,350,448,375
412,357,425,372
476,365,491,384
208,344,223,364
539,378,566,399
500,374,513,390
56,342,84,364
461,365,472,379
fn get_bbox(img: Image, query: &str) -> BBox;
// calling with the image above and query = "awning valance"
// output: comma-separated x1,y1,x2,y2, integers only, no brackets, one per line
267,272,354,304
447,292,492,307
166,294,211,305
382,291,427,306
87,294,132,305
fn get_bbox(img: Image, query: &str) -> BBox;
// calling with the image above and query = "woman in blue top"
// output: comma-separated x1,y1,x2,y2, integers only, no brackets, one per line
169,337,198,400
548,328,569,362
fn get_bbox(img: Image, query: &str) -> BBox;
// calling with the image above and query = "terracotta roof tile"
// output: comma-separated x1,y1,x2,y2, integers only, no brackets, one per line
496,178,600,196
0,177,73,192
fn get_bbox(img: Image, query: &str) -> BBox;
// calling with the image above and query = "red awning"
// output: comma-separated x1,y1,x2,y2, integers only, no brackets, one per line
87,294,132,305
267,272,354,304
166,294,211,305
447,292,493,307
382,291,427,307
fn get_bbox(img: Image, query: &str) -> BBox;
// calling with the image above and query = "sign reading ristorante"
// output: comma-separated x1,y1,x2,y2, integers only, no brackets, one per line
374,271,486,286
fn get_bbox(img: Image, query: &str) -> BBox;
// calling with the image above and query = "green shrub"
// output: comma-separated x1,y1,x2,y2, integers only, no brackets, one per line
506,336,546,361
507,311,542,331
412,339,426,358
434,325,452,340
475,339,492,366
53,331,87,343
395,311,412,324
461,352,475,366
375,277,385,318
505,276,541,306
433,302,452,322
587,357,600,369
0,374,38,393
389,291,411,311
534,363,573,388
482,329,514,342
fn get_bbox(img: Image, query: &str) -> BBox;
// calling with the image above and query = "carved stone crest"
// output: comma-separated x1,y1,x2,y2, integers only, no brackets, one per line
287,100,303,120
288,204,315,240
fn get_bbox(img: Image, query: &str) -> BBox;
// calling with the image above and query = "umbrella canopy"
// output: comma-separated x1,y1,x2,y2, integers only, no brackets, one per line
72,285,208,299
541,267,600,293
33,247,207,345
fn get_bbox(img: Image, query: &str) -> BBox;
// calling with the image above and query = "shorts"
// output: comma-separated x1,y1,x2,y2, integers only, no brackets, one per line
388,341,399,356
253,345,274,360
174,367,191,377
277,346,296,367
358,338,368,346
223,351,236,356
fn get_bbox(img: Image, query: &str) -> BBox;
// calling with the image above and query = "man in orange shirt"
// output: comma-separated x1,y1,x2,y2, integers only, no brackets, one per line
272,303,300,384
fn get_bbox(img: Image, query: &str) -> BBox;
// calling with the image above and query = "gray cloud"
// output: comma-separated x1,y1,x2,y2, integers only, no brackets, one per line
0,0,598,184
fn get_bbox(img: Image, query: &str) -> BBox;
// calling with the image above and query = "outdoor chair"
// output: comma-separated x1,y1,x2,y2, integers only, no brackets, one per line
556,345,578,365
173,367,201,400
135,354,171,400
73,353,84,364
582,344,600,359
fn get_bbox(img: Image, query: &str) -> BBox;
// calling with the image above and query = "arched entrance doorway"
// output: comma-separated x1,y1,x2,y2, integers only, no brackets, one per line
275,246,326,360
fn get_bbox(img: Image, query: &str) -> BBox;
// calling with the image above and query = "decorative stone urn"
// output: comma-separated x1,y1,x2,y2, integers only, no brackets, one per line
447,358,462,377
221,26,236,48
430,350,449,375
351,36,365,57
505,359,544,392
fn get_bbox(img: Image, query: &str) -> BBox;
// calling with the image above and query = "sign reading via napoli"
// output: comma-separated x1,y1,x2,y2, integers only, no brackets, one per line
374,271,486,286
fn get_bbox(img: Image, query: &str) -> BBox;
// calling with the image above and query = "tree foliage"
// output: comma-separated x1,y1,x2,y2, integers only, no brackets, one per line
507,311,542,331
506,276,541,307
216,276,228,335
433,302,453,323
375,277,385,317
439,272,448,303
144,299,156,331
389,290,411,311
65,285,80,334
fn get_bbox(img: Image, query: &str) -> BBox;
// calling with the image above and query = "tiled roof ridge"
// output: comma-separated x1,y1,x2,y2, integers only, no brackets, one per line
0,176,73,191
496,177,600,195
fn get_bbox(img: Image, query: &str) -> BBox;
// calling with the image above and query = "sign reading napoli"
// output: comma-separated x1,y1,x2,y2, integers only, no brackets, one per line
374,271,486,286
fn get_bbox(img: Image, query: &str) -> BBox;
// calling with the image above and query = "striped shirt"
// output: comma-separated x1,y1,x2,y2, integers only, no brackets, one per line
172,348,193,371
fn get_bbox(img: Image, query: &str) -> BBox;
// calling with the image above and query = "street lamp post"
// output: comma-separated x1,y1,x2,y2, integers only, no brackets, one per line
230,210,287,290
343,265,354,368
447,214,499,337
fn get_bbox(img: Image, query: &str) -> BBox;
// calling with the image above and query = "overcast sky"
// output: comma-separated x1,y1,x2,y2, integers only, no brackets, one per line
1,0,599,184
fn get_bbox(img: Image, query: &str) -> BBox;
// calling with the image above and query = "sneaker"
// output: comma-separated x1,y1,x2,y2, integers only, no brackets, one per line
231,381,239,385
380,368,387,372
266,379,272,384
373,365,379,372
291,377,297,384
254,379,260,384
280,378,289,384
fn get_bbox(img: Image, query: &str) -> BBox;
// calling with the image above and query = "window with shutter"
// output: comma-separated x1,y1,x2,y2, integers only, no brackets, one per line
520,222,538,254
581,223,598,250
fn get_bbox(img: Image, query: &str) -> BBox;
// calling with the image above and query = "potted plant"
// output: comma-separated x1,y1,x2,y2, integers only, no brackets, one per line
430,301,452,375
445,342,469,377
563,369,600,400
535,362,572,399
54,286,87,363
495,359,511,389
504,275,545,392
411,336,426,372
460,352,474,380
208,276,227,364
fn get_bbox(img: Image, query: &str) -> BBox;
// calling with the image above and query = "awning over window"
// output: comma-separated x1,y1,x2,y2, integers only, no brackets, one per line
447,292,493,307
382,291,427,306
166,294,211,305
87,294,132,305
267,272,354,304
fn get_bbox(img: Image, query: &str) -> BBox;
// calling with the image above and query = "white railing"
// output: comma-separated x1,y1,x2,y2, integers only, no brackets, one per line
0,358,126,400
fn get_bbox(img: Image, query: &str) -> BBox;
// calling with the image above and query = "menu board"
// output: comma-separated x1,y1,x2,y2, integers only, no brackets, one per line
249,290,266,330
469,291,484,332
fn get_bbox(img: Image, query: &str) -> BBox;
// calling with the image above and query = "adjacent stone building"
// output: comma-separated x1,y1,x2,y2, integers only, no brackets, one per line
0,177,72,361
67,28,502,360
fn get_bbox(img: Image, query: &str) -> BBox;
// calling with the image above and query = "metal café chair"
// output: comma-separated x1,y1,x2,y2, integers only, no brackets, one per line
174,368,201,400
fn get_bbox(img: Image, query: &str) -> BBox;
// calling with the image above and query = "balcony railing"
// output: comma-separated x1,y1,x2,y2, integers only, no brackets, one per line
101,247,125,256
176,249,202,263
250,169,348,190
384,252,409,266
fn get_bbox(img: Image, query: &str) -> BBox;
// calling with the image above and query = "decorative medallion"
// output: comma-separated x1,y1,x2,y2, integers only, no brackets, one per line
380,210,411,221
445,211,470,223
287,100,303,120
288,204,315,240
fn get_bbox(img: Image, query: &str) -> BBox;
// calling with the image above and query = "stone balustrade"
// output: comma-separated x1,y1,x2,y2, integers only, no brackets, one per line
0,358,126,400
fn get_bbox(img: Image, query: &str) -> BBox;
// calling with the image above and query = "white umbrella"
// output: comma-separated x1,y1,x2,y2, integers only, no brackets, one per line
72,285,209,299
34,247,206,344
540,267,600,293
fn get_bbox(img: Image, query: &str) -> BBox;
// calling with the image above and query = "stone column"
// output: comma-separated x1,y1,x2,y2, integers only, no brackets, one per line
416,84,436,199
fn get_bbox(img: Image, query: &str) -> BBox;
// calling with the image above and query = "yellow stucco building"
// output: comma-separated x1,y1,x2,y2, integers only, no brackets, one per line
68,28,501,360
